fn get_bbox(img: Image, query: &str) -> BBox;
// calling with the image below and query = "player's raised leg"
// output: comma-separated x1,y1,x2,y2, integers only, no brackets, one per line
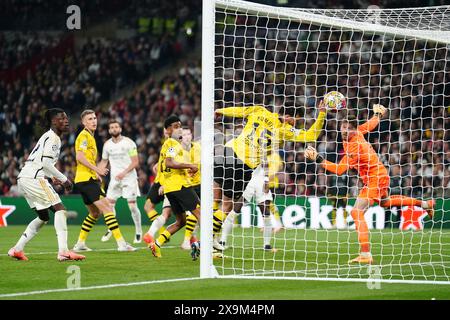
151,213,187,258
144,203,172,246
380,195,435,218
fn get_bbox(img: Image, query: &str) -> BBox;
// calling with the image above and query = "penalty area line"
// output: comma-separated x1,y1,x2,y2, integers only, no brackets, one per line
0,277,201,298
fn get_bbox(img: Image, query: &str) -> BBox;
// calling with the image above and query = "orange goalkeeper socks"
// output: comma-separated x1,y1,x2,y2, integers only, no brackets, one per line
351,208,370,253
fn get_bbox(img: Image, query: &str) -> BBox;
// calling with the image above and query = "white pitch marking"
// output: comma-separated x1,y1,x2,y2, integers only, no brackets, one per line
0,277,201,298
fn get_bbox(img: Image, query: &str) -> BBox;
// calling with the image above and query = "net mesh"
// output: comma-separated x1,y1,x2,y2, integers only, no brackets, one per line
211,0,450,283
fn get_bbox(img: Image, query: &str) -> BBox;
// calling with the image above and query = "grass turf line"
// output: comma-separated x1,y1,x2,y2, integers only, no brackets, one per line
0,225,449,300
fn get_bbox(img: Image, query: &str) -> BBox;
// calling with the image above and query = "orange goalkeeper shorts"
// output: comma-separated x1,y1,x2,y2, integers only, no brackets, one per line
358,175,390,204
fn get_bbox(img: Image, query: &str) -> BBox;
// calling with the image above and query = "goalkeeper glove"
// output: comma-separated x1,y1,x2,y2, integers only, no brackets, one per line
305,146,324,163
373,104,386,118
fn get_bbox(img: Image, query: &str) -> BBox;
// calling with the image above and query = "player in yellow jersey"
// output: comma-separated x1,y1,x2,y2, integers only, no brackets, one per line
148,115,200,258
72,109,135,252
142,129,173,245
213,102,327,250
180,127,201,250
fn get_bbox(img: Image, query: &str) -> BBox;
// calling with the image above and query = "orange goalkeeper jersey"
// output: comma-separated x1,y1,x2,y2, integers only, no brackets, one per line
322,116,388,185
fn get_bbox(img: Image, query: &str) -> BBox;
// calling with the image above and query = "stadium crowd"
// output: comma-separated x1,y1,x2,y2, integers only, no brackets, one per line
0,32,64,70
0,0,449,203
215,15,450,199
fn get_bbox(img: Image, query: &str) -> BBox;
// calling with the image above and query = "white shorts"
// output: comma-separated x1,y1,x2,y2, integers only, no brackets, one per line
243,166,273,204
18,177,62,211
106,177,141,201
162,196,171,208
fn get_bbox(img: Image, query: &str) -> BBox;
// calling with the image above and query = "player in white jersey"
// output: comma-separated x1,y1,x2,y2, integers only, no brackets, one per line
219,164,278,252
98,120,143,244
8,108,85,262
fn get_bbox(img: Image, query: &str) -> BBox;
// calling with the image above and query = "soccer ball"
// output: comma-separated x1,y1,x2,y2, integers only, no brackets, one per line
324,91,346,111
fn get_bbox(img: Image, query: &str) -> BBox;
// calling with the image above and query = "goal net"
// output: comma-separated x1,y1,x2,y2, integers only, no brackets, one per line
200,0,450,284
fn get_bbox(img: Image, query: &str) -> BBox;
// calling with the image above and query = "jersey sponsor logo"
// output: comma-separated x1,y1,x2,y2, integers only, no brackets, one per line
290,127,300,135
80,140,88,148
167,146,176,157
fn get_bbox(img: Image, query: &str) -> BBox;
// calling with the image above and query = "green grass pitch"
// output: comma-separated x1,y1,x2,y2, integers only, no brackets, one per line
0,225,449,300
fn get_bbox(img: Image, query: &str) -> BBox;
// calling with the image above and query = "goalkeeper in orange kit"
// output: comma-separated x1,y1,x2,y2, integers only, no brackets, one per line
305,104,435,264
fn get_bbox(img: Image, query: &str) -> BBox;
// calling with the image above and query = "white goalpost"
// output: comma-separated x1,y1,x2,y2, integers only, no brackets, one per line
201,0,450,284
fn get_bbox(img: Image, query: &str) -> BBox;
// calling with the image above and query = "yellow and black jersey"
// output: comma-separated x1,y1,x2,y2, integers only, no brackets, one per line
154,152,165,185
154,136,168,184
183,141,201,187
216,106,326,169
74,128,98,183
160,138,192,193
267,151,283,189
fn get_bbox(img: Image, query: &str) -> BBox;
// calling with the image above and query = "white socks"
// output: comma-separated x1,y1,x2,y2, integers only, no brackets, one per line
148,214,166,236
129,203,142,236
54,210,69,253
220,210,237,243
263,216,272,246
15,217,47,251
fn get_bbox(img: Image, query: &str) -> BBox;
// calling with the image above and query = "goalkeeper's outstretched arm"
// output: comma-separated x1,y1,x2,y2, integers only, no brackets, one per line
304,146,350,176
357,104,387,134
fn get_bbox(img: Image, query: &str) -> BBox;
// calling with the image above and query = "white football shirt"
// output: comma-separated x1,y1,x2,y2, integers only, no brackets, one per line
18,129,63,180
102,136,138,180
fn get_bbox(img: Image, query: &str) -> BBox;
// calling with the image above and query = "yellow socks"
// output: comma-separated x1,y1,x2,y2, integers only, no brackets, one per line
78,214,97,242
156,230,172,247
147,209,159,221
104,212,124,242
213,210,226,236
184,214,198,241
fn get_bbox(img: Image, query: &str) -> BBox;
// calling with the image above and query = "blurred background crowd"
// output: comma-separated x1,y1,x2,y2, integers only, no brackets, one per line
0,0,448,204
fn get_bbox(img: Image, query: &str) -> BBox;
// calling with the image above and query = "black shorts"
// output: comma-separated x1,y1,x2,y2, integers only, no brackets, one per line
328,194,348,208
214,147,253,201
146,182,164,204
193,185,201,199
74,178,106,205
165,187,200,215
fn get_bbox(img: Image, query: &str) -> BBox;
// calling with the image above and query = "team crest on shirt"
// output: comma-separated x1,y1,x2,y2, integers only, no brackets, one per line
52,145,58,152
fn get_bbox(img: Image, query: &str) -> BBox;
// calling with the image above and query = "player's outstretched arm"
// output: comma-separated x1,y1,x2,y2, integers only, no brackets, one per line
215,105,264,118
357,104,387,134
304,146,349,175
280,101,327,143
